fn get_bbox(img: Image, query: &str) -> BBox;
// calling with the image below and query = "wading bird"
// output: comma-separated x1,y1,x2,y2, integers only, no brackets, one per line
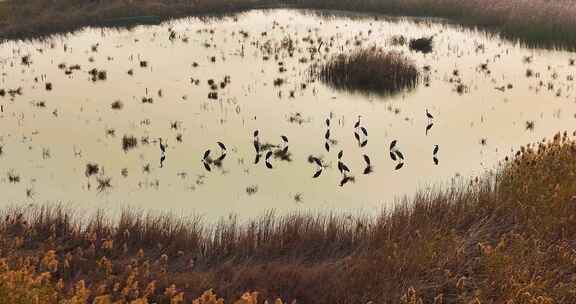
426,109,434,119
159,138,166,154
217,141,226,151
363,154,373,174
265,151,273,169
311,157,323,178
425,110,435,135
389,140,404,170
160,154,166,168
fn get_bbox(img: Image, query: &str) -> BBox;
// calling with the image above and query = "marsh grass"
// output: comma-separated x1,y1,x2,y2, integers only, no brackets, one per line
122,135,138,152
3,0,576,49
315,48,419,96
288,0,576,50
0,0,257,40
409,36,433,53
1,132,576,303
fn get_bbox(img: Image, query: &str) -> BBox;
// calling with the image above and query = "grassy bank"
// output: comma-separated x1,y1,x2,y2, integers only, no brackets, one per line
0,0,257,40
1,132,576,303
1,0,576,49
292,0,576,49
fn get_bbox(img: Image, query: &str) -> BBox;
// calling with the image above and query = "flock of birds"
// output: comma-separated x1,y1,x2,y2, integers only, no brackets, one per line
154,109,440,187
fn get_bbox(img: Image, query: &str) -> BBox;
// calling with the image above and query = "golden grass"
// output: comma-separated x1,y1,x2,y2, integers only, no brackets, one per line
1,132,576,303
315,48,419,96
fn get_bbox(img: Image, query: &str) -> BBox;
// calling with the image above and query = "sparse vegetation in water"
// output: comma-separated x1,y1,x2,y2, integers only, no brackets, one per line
316,48,419,95
288,112,309,125
208,92,218,100
455,83,469,94
110,100,123,110
121,135,138,152
1,134,576,303
85,163,99,177
409,36,433,53
390,34,407,46
7,171,20,183
88,68,107,81
96,176,112,192
21,55,31,66
246,185,258,195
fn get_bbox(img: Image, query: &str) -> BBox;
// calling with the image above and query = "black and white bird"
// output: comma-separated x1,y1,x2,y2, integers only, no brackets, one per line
389,140,404,170
354,116,361,129
426,109,434,119
311,157,323,178
160,154,166,168
159,138,166,154
425,110,435,135
217,141,226,152
363,154,373,174
389,140,397,151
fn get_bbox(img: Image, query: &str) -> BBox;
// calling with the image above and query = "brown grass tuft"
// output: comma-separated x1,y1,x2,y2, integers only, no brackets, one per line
315,48,419,96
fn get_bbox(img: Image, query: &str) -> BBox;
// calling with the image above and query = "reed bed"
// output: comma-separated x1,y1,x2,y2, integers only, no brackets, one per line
316,49,419,96
1,132,576,303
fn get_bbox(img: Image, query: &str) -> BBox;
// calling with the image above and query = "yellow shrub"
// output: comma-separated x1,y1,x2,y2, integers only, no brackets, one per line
193,289,225,304
234,292,259,304
0,263,57,304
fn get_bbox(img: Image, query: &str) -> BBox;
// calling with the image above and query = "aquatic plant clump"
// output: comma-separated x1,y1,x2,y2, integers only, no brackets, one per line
409,36,433,53
316,48,420,95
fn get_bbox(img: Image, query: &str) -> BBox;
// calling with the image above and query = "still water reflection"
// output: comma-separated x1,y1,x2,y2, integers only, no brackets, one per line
0,9,575,220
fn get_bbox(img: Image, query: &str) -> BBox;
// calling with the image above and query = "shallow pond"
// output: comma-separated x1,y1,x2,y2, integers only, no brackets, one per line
0,9,575,220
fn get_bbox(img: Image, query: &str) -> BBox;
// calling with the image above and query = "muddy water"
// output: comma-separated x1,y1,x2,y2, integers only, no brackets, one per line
0,9,574,221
